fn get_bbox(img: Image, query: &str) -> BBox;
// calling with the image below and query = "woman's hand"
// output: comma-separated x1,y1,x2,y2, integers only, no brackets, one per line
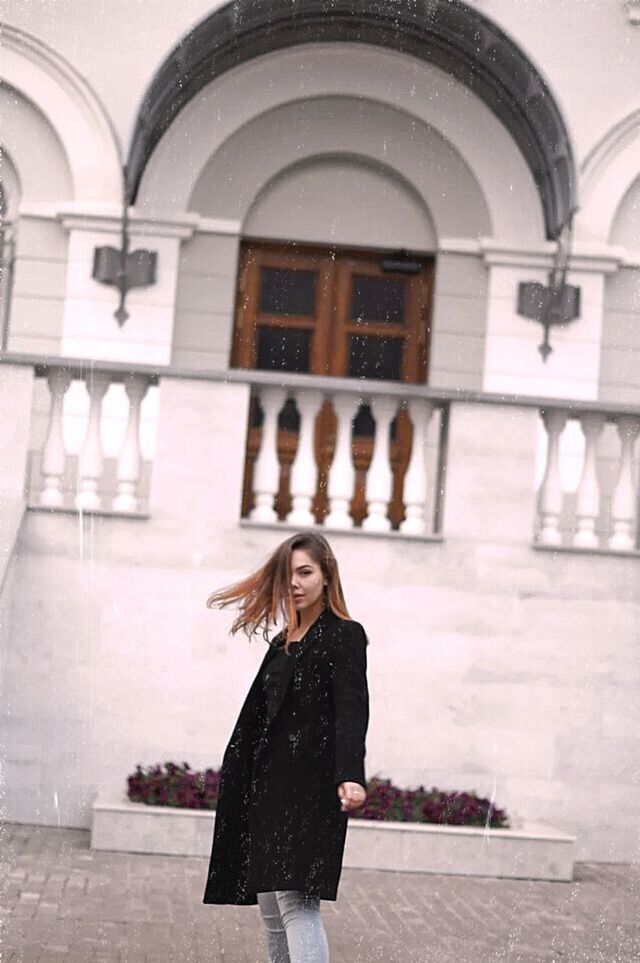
337,781,367,812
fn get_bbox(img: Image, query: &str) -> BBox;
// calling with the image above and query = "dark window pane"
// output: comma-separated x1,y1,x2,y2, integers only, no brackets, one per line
256,326,312,373
348,335,403,381
353,404,374,437
278,397,300,433
351,275,405,324
250,394,262,428
250,394,299,432
353,404,399,439
260,267,317,316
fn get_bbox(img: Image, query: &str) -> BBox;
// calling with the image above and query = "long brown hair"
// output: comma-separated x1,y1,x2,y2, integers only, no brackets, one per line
206,531,351,654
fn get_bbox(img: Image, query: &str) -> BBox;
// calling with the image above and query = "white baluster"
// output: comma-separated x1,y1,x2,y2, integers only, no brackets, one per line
609,416,640,551
362,396,399,532
113,376,149,513
40,368,72,507
400,399,434,535
75,372,111,510
538,408,568,546
325,393,359,529
573,412,606,548
286,389,324,526
249,386,287,522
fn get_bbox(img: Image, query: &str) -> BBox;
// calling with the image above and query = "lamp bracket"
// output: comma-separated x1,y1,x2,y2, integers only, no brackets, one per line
516,219,580,361
91,167,158,326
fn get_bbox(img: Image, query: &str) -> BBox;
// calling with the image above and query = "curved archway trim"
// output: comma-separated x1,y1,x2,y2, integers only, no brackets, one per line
1,24,122,203
575,108,640,244
127,0,576,239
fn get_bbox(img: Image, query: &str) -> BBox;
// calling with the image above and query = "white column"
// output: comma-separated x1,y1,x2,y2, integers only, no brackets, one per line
324,393,359,529
40,368,72,508
113,376,150,513
75,372,111,510
400,399,434,535
286,388,324,526
573,412,606,548
362,396,398,533
249,386,287,523
609,415,640,551
537,408,568,546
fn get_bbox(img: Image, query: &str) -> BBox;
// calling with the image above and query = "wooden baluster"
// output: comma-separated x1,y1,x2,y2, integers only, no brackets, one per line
400,399,434,535
362,396,398,532
609,415,640,551
325,393,359,529
249,386,287,523
286,388,323,526
40,368,72,507
75,372,111,510
113,375,149,513
573,412,606,548
537,408,568,546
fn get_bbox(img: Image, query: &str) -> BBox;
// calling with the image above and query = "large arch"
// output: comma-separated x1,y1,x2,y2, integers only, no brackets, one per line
127,0,576,239
135,44,544,244
0,25,122,203
576,108,640,247
0,84,73,204
0,147,23,221
187,94,492,243
243,153,438,252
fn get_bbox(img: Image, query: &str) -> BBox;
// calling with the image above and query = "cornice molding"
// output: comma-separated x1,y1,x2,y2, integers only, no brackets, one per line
57,209,195,240
479,239,624,274
18,203,242,239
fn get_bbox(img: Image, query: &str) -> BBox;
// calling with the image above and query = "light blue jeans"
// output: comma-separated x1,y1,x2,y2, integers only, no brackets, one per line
257,890,329,963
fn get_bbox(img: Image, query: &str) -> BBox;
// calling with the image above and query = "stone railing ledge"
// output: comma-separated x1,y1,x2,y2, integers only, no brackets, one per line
5,351,640,419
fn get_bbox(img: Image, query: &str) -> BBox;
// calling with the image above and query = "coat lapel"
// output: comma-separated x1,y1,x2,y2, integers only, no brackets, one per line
262,605,333,727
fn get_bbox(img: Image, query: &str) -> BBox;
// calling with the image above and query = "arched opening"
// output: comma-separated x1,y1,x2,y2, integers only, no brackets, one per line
0,152,20,350
0,25,121,204
0,182,9,348
128,0,576,240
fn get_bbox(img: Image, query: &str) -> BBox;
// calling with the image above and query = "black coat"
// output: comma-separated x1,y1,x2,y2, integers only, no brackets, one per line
202,606,369,905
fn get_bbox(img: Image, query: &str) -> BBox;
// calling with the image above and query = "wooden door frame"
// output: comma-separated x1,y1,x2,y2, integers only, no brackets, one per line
232,239,434,382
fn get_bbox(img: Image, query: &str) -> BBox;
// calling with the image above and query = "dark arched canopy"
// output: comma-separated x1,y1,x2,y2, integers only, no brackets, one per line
127,0,576,239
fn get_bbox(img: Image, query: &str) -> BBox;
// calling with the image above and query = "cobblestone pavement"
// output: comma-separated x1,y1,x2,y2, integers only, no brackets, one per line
1,824,638,963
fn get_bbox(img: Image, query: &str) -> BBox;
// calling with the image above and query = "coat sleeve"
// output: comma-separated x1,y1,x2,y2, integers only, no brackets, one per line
330,620,370,790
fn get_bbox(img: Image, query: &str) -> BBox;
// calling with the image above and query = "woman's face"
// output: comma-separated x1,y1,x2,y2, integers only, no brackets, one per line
289,548,326,613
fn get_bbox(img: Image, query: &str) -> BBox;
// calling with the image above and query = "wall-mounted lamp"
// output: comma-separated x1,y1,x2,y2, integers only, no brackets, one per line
517,220,580,361
92,168,158,327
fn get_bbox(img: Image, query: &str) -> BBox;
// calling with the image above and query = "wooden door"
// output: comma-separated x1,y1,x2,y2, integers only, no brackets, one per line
232,241,434,528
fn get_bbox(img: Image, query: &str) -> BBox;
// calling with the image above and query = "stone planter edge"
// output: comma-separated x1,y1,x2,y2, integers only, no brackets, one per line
91,795,576,882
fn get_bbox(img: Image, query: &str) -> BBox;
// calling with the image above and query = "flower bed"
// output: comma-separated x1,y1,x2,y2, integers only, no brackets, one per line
127,761,509,828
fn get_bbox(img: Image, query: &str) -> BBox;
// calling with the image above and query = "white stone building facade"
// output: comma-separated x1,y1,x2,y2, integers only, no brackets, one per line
1,0,639,863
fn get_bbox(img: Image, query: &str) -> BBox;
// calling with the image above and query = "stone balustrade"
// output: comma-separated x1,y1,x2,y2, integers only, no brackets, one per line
246,383,445,537
26,360,158,516
3,353,640,552
537,405,640,552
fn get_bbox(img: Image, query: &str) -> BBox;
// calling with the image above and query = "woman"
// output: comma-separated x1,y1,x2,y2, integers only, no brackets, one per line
202,531,370,963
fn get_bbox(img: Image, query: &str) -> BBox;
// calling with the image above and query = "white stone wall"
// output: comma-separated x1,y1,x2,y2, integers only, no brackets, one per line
2,391,639,862
1,0,640,866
